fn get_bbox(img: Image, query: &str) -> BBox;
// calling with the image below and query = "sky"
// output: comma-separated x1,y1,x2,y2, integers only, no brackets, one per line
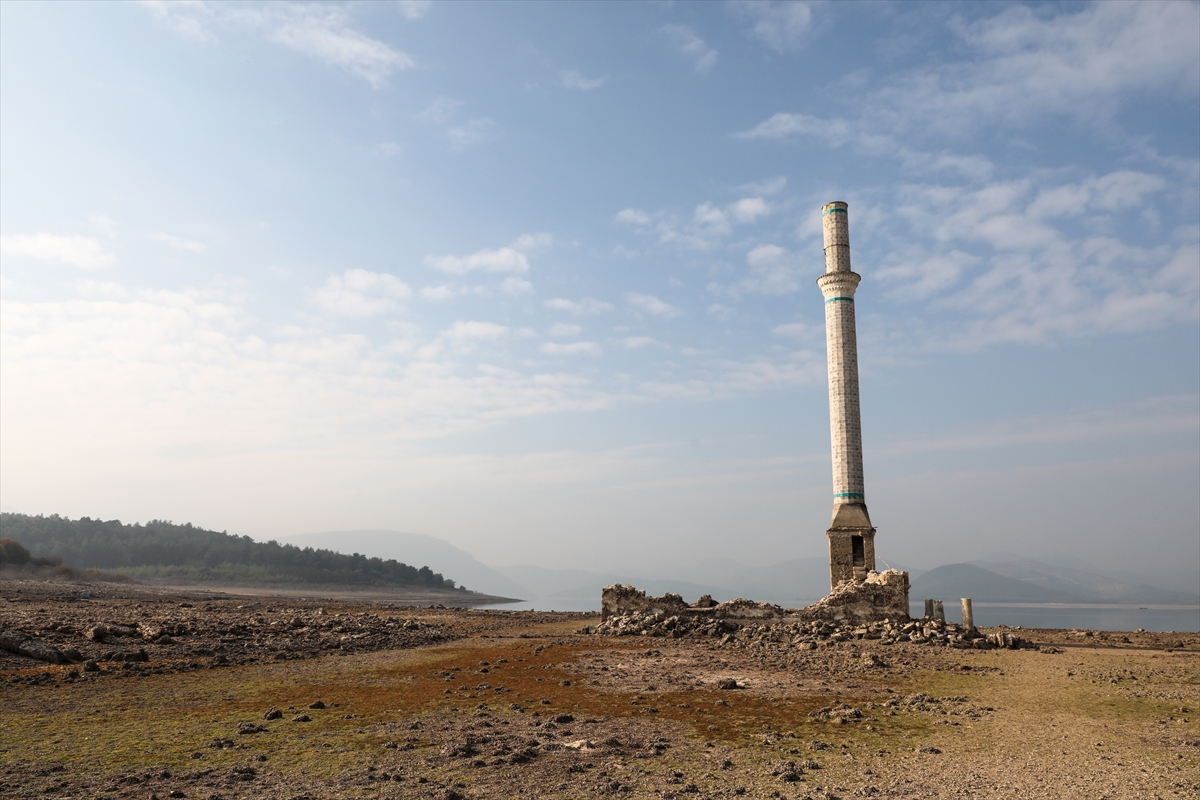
1,1,1197,584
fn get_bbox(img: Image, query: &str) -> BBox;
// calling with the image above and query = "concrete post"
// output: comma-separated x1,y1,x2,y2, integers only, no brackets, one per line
961,598,974,631
924,598,934,619
819,201,876,589
933,600,945,623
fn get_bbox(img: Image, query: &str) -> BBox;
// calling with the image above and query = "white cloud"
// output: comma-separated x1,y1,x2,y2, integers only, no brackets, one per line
443,320,508,341
512,233,553,252
397,0,432,20
627,292,682,318
544,297,613,316
549,323,582,338
876,250,977,301
663,24,718,73
417,97,463,126
311,269,410,317
734,112,841,142
707,303,735,321
267,6,414,89
729,197,769,223
420,284,455,301
691,203,731,237
739,244,802,296
149,232,207,253
138,0,216,42
419,283,487,301
140,2,414,87
616,197,771,252
446,118,498,149
500,276,533,296
560,70,606,91
752,3,1200,142
730,0,815,53
620,336,661,350
615,208,652,226
738,176,788,196
428,234,549,276
541,341,602,356
863,173,1200,349
0,234,116,269
733,111,995,181
87,213,118,237
1027,171,1167,218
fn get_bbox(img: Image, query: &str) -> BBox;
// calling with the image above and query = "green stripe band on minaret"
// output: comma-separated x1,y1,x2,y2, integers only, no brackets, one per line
825,296,854,304
823,207,847,215
834,492,864,498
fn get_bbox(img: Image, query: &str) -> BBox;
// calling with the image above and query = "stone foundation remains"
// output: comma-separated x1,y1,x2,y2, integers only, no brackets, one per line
600,568,910,626
594,573,1031,650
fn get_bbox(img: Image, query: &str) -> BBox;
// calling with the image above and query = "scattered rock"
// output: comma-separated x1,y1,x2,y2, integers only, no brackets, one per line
263,708,283,720
0,628,70,664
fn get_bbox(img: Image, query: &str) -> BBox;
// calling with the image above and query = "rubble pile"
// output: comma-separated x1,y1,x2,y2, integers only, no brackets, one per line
586,611,1031,651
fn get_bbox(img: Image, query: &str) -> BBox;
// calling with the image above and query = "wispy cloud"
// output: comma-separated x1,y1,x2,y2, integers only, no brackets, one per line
0,234,116,269
311,269,411,317
620,336,663,350
559,70,607,91
396,0,432,21
149,232,207,253
549,323,582,338
419,283,487,301
627,292,682,318
709,243,804,298
663,24,717,73
139,2,414,88
730,0,815,53
417,97,462,126
427,234,550,276
541,341,602,356
446,117,498,149
268,7,413,88
615,196,771,251
138,0,216,43
500,276,534,296
544,297,613,316
747,3,1200,140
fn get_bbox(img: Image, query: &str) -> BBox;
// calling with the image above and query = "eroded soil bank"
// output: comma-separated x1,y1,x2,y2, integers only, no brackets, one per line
2,580,1197,799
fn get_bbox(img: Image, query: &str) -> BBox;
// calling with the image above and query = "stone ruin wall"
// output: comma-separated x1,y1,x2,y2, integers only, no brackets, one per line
601,569,910,626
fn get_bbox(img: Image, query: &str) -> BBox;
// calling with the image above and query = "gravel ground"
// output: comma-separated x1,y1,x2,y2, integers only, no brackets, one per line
1,579,1197,799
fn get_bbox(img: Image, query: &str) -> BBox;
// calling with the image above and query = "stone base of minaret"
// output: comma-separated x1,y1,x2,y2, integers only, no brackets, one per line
827,503,875,589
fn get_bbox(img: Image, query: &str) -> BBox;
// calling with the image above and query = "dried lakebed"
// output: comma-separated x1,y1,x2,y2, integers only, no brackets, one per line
1,580,1198,799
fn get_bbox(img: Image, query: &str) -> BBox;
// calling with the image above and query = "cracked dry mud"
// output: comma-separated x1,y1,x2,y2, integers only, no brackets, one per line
2,580,1198,799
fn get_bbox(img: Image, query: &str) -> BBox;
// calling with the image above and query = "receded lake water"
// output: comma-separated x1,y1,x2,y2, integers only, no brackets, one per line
484,597,1200,632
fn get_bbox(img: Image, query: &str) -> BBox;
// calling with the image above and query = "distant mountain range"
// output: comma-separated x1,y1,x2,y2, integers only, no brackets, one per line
274,530,1200,610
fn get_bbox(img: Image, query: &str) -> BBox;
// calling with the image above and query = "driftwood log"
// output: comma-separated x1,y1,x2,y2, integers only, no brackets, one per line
0,628,70,664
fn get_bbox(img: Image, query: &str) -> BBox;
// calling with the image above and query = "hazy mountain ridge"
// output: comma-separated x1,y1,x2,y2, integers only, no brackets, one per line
279,531,526,598
0,514,464,591
970,558,1198,605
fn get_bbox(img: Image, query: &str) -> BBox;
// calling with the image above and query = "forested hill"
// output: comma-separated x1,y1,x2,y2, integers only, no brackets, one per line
0,513,464,590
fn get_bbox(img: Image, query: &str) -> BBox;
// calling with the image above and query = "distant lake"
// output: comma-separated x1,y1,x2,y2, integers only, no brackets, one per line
910,602,1200,633
483,597,1200,632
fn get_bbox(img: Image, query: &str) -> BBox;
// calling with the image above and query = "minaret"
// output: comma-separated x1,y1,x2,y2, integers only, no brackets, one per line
817,201,876,589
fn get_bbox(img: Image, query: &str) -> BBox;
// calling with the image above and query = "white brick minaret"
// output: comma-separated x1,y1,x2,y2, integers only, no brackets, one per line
817,201,876,588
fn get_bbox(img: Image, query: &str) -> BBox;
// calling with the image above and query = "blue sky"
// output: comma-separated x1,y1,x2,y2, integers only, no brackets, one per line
1,1,1197,583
